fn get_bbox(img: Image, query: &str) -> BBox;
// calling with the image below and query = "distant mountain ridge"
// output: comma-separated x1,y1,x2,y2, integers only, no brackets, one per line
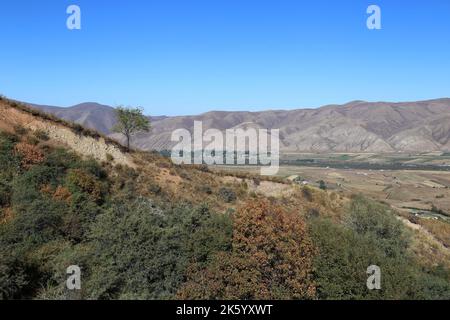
29,98,450,153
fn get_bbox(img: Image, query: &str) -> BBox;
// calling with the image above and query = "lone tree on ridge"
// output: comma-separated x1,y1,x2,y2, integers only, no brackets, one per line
113,106,150,150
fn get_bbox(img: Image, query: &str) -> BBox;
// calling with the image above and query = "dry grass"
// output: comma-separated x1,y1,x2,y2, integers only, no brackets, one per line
0,207,14,224
269,165,450,219
1,96,130,153
408,228,450,269
417,219,450,248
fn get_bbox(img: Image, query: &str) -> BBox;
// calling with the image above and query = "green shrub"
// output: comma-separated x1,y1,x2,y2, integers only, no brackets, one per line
0,246,29,300
0,181,11,207
43,148,81,172
311,217,418,300
83,200,232,299
346,195,409,257
106,153,114,162
33,130,49,141
319,180,327,190
310,196,450,300
0,132,20,180
12,165,62,209
148,183,162,195
197,184,213,195
74,158,107,180
25,135,40,146
6,197,66,247
414,266,450,300
66,169,104,203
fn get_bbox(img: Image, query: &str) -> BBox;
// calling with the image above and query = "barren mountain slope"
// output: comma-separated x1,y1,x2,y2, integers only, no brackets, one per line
31,98,450,152
28,102,117,135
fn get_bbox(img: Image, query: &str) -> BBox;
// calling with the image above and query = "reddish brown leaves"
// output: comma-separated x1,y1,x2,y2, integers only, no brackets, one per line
178,199,316,300
14,142,44,168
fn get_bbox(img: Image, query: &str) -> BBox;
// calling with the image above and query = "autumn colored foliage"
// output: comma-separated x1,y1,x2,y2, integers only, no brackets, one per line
178,200,316,299
13,142,44,168
41,185,72,203
66,169,103,202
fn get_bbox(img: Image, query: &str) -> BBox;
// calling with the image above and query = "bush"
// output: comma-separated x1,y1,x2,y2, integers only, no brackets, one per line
64,192,102,242
43,148,81,172
66,169,104,203
148,183,162,195
106,153,114,162
7,197,67,247
25,135,40,146
346,195,409,257
311,217,418,300
196,164,209,172
33,130,49,141
82,200,231,299
412,266,450,300
0,132,20,180
197,184,213,195
14,142,45,168
0,181,11,207
309,196,450,300
319,180,327,190
13,125,28,135
12,165,62,209
0,246,29,300
0,148,109,298
218,187,236,203
178,200,316,300
306,208,320,219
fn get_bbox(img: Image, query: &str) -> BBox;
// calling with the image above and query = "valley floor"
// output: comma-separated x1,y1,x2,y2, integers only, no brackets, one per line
215,159,450,261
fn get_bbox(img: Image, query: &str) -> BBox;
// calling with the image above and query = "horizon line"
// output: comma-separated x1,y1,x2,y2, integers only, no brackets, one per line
11,95,450,118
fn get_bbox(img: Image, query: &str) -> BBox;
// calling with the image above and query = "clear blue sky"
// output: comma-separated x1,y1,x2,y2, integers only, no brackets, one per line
1,0,450,115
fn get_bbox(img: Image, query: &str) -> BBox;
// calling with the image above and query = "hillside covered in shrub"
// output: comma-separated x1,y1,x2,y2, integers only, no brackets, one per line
0,100,449,300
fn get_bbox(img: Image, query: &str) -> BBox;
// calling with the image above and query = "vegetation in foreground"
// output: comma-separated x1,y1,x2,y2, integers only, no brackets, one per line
1,129,449,300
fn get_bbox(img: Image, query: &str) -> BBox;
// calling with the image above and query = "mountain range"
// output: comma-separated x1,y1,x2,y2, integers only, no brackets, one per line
28,98,450,153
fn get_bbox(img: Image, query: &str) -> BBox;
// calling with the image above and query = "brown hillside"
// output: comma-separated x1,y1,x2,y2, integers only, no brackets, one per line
29,98,450,153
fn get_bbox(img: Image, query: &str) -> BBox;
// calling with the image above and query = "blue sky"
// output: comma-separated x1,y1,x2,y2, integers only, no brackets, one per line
1,0,450,116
